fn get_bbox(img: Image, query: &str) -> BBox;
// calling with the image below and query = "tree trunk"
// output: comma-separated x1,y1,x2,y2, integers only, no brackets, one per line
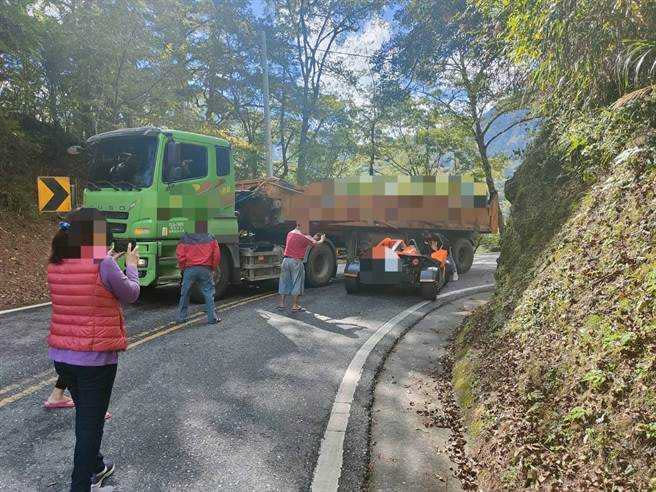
369,117,375,175
298,113,310,184
279,89,289,178
474,129,505,234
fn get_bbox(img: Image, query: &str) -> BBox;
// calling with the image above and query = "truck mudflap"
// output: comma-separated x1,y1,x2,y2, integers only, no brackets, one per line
343,260,360,278
344,260,361,294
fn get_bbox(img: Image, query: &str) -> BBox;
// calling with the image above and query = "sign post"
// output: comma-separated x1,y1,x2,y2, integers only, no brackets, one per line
37,176,72,213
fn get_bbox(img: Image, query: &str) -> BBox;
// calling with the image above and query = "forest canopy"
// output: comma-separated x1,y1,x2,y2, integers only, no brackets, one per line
1,0,654,212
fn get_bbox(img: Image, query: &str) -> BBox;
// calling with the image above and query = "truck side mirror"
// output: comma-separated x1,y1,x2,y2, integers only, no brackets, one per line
67,145,84,155
164,141,181,180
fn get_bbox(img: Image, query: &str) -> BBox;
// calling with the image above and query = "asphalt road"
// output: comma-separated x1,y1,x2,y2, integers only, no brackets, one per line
0,254,497,491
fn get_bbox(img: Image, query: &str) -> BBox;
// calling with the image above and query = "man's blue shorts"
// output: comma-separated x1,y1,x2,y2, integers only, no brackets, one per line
279,257,305,295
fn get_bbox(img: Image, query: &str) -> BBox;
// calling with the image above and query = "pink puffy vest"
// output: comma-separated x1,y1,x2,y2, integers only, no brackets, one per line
47,259,127,352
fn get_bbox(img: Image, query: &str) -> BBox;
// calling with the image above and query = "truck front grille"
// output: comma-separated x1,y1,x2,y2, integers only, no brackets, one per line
108,223,127,234
101,211,129,220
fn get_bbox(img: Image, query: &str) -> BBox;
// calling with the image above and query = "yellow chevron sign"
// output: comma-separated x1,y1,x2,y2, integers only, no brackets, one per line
37,176,72,212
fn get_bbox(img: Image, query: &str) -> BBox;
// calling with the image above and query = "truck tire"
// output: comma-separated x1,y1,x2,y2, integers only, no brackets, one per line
345,276,360,294
453,238,474,274
420,281,438,301
305,242,336,287
190,248,231,303
213,250,231,299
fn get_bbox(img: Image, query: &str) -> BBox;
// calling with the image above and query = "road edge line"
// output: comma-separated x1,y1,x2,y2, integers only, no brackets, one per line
310,283,495,492
0,302,52,316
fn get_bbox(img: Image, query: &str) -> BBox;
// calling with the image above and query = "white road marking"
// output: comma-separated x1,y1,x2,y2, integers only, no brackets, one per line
0,302,52,316
310,283,495,492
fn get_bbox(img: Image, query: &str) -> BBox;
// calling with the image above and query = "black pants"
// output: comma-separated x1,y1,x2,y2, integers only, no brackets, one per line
54,362,117,492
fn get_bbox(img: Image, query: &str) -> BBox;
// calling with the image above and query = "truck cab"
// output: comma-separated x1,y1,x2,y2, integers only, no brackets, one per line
82,127,239,290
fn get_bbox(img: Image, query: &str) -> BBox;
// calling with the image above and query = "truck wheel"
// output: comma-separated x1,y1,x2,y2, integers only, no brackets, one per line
213,250,231,299
306,242,336,287
420,282,438,301
345,276,360,294
453,238,474,274
189,249,231,303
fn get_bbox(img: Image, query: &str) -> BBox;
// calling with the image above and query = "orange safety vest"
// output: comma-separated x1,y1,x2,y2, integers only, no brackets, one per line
431,249,448,265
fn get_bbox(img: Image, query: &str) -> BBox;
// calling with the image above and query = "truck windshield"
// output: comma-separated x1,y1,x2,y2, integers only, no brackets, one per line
89,136,158,189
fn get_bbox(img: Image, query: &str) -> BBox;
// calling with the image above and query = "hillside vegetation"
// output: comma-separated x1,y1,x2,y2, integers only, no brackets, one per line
453,92,656,488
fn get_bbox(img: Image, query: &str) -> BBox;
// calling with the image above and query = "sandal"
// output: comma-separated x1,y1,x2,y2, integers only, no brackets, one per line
291,306,305,312
44,399,75,409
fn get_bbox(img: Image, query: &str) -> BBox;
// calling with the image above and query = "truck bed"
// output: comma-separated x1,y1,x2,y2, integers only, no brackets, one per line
236,175,499,235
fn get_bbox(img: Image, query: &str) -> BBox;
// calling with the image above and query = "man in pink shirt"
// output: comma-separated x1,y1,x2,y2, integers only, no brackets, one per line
278,223,325,312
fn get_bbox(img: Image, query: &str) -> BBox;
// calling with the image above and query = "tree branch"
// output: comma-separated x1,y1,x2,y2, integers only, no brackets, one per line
484,116,537,148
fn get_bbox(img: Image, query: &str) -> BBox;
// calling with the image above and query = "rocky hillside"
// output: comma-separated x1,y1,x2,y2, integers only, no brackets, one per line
453,91,656,489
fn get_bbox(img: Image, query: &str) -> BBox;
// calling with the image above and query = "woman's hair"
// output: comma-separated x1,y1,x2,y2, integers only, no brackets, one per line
49,208,108,264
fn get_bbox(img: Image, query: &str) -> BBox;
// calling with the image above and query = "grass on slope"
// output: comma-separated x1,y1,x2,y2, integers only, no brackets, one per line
452,93,656,489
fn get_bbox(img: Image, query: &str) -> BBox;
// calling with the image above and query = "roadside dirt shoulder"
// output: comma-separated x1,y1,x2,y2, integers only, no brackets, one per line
0,213,56,310
368,294,491,491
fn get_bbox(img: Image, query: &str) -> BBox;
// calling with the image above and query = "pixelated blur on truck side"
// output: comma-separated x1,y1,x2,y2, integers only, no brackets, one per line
81,127,499,300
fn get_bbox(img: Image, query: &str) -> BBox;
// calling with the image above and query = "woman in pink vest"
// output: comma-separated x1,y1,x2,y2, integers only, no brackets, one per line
47,208,140,492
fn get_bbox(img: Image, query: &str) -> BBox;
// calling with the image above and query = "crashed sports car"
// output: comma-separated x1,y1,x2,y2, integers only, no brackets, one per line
343,235,457,300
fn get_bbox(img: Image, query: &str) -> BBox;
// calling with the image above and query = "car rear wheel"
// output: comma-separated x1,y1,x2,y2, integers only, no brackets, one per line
420,281,438,301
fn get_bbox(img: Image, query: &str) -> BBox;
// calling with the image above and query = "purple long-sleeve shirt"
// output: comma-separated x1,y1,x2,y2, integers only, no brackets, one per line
49,256,140,366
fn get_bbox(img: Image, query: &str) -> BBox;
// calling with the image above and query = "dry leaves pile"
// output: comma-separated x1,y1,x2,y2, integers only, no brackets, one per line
427,354,479,489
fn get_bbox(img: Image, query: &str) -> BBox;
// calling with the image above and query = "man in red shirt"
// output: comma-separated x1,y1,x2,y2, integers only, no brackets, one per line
278,223,325,312
176,232,221,324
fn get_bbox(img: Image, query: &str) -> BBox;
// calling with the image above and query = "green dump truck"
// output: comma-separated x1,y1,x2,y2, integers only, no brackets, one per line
79,127,498,299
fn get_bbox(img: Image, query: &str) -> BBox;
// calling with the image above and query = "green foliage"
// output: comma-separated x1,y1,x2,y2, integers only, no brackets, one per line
476,232,500,253
384,0,527,208
477,0,656,112
637,422,656,441
377,97,480,176
0,0,390,186
581,370,607,391
564,406,590,424
622,39,656,88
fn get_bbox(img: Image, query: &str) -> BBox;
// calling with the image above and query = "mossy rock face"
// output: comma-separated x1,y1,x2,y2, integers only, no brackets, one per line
452,94,656,489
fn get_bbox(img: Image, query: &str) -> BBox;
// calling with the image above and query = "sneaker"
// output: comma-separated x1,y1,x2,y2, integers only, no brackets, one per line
91,459,115,488
208,318,222,325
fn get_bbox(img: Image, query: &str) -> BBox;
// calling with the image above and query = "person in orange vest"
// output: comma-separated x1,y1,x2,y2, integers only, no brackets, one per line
427,235,458,281
429,239,449,265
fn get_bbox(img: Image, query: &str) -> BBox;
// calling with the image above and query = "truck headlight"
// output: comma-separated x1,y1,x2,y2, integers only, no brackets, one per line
134,227,151,236
137,258,148,268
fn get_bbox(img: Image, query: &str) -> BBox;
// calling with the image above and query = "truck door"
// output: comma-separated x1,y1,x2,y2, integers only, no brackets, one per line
210,144,236,241
159,140,212,236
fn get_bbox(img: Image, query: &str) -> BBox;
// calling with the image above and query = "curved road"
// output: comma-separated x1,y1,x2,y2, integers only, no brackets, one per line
0,254,497,491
